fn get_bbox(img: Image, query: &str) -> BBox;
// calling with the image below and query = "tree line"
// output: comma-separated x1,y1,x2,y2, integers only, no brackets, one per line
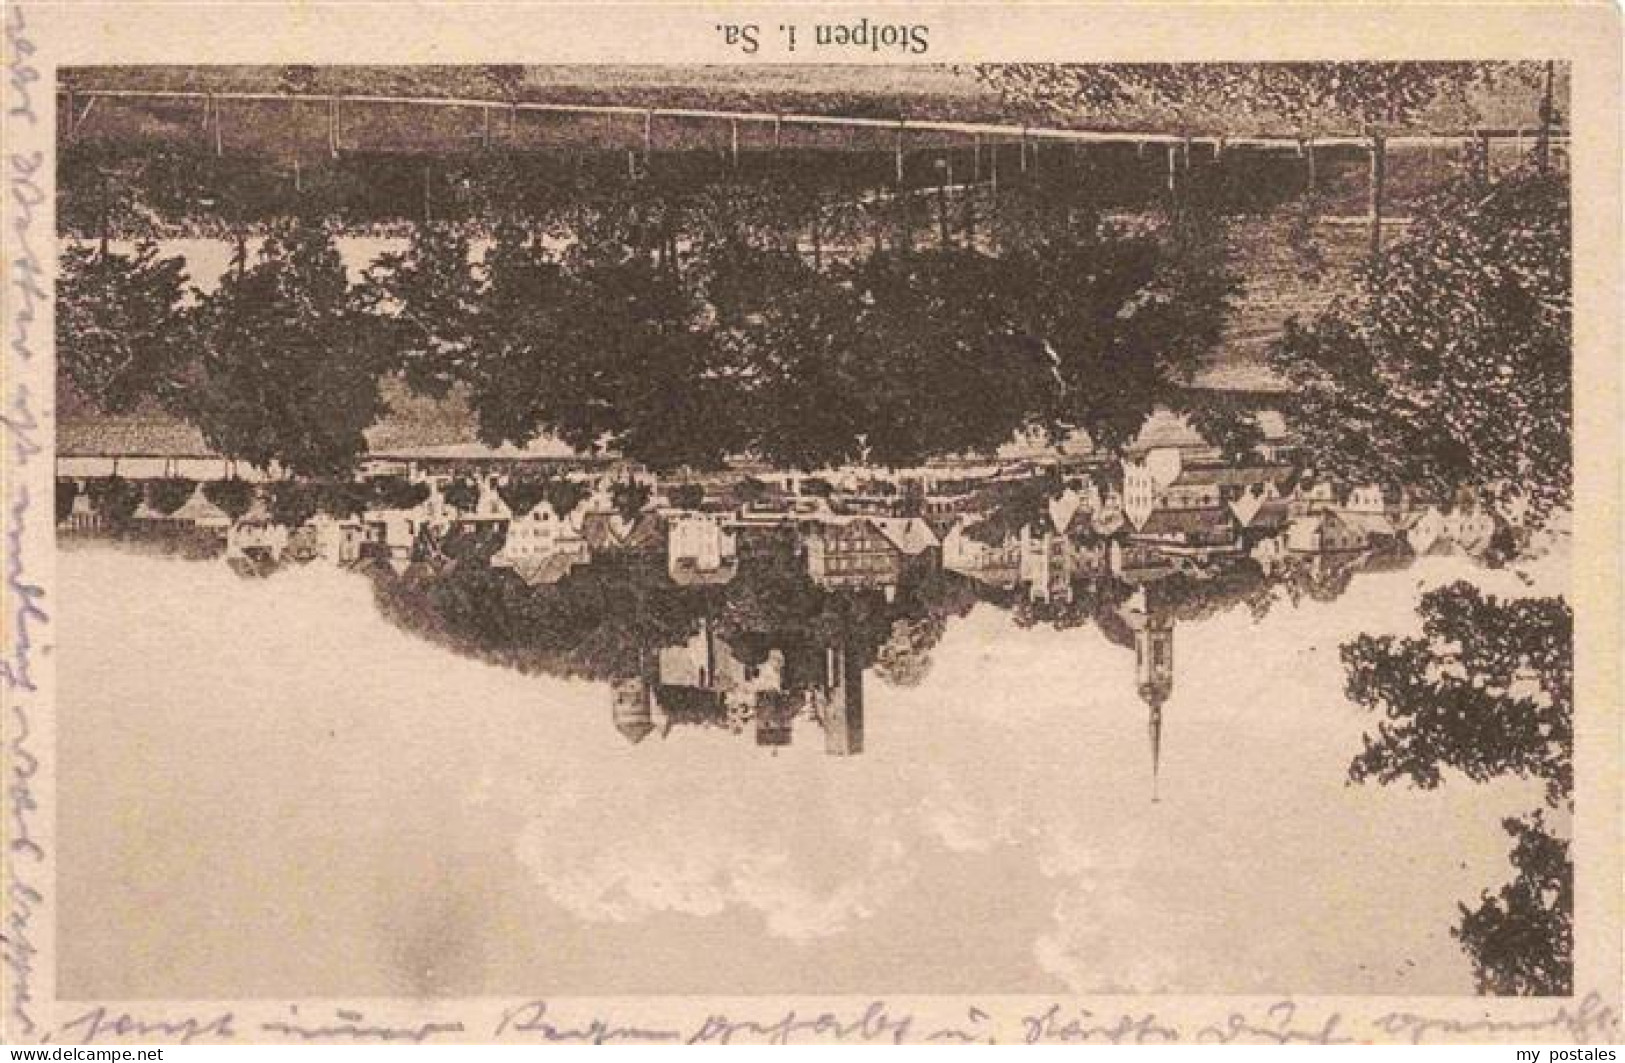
60,172,1244,476
62,152,1572,535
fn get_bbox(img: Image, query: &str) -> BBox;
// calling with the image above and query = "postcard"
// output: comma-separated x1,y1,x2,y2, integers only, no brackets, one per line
3,1,1620,1046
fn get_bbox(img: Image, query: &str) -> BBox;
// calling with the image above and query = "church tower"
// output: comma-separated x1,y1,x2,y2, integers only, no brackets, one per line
1122,587,1174,801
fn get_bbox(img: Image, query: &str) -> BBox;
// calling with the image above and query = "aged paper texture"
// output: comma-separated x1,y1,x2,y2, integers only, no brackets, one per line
3,0,1621,1046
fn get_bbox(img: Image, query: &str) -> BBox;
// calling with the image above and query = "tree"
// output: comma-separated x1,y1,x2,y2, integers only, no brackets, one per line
1453,810,1572,996
361,224,482,398
57,241,191,415
269,480,321,527
316,480,371,519
464,223,569,451
497,475,549,517
713,248,872,470
86,476,143,527
847,248,1056,466
1342,581,1572,808
964,472,1059,547
610,480,651,521
145,477,197,517
55,479,80,524
548,478,591,520
668,483,704,510
190,217,386,477
1000,205,1237,453
1274,63,1479,257
203,478,256,520
1272,168,1570,528
440,476,480,513
369,475,431,511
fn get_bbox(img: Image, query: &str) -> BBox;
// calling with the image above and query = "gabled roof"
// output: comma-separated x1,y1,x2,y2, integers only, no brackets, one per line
1234,496,1290,531
1171,463,1292,489
870,516,939,556
512,551,583,587
1136,507,1236,538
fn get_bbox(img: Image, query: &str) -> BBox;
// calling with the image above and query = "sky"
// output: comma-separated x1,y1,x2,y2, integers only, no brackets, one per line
57,539,1564,999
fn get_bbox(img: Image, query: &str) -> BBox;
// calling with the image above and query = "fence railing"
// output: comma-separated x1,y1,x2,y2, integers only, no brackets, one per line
58,86,1569,155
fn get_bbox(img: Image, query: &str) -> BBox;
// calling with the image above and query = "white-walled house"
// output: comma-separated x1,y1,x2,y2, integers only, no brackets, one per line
1404,506,1449,556
668,513,739,586
1344,483,1410,518
942,517,1021,589
494,502,589,565
226,519,289,561
307,513,366,564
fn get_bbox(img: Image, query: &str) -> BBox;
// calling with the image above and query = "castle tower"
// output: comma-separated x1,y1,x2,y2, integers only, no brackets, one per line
820,642,866,756
611,677,655,744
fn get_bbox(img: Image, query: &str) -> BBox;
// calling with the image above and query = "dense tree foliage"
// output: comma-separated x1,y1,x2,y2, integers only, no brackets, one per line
202,478,256,519
55,478,81,524
361,224,481,397
1342,581,1573,996
440,476,481,512
337,174,1234,472
269,480,322,527
1343,581,1572,807
368,475,431,512
85,476,143,527
1453,811,1572,996
189,218,387,476
548,479,591,520
58,241,190,415
1272,168,1571,527
144,477,198,516
496,475,549,517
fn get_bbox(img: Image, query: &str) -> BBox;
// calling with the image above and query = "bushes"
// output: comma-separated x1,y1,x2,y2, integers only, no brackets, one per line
440,476,480,512
56,478,81,524
610,480,652,520
368,475,431,512
497,476,548,517
668,482,705,510
86,476,143,525
202,478,256,519
145,477,198,516
269,481,322,527
547,479,591,520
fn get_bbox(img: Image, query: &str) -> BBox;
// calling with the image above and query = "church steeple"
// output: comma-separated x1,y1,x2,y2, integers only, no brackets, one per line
1122,586,1174,801
1147,699,1164,803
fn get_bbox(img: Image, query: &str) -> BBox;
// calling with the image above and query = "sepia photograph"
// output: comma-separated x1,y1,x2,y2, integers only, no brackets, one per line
3,2,1622,1047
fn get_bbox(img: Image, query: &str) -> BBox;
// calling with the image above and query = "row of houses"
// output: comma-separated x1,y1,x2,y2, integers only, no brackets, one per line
1120,443,1511,573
